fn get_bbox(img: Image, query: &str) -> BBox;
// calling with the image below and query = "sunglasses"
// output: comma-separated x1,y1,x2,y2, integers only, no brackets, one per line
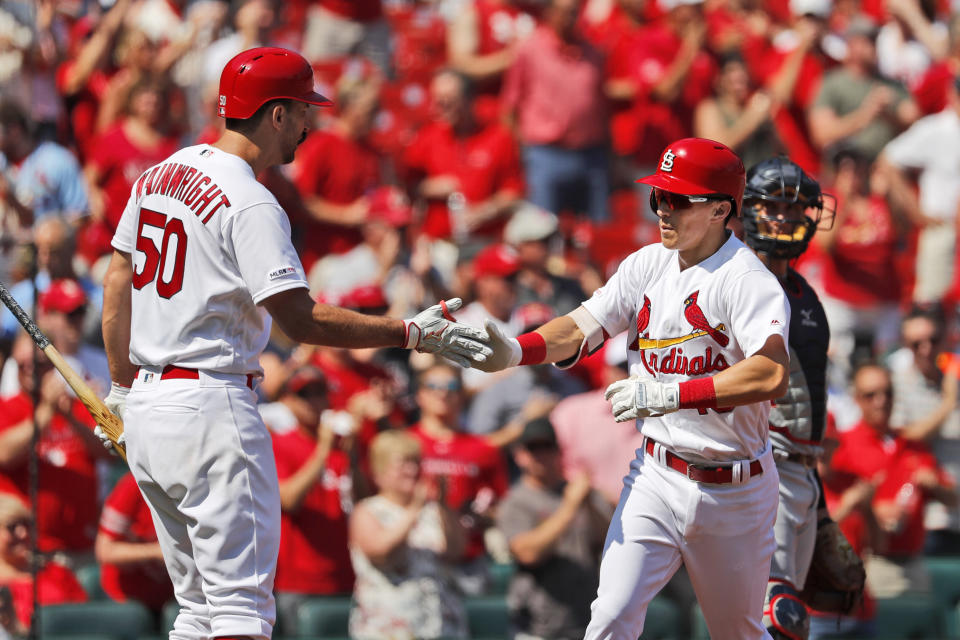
525,440,559,453
650,189,723,212
423,379,461,392
908,335,942,350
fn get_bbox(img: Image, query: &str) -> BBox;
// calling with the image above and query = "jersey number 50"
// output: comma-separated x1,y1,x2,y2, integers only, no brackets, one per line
132,207,187,298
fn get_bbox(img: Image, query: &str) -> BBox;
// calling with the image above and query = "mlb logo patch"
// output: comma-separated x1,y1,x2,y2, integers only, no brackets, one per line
143,373,154,383
268,267,297,280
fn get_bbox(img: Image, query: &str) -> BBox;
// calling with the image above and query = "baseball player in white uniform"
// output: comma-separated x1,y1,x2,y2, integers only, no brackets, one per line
737,158,852,639
96,47,491,640
473,138,791,640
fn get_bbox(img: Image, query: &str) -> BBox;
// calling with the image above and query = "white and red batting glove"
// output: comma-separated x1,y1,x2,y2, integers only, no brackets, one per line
605,375,680,422
95,382,130,450
403,298,492,368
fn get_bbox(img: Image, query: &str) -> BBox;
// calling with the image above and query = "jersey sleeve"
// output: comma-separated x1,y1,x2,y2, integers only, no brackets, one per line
98,474,139,539
225,202,308,304
581,250,647,337
725,268,790,358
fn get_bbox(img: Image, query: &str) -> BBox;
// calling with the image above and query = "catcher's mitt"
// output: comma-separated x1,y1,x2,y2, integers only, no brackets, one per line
800,518,865,614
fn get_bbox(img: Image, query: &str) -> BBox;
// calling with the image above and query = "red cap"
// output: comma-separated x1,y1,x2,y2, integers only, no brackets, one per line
515,302,555,331
218,47,332,119
339,285,389,311
367,186,413,227
473,244,521,279
637,138,746,215
40,279,87,314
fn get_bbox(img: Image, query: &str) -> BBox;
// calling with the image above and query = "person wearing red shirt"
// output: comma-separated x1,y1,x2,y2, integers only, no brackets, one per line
267,367,358,634
802,150,903,385
741,6,833,175
403,69,523,241
604,0,716,168
409,361,509,593
84,78,179,260
292,77,382,270
0,333,109,557
829,363,956,600
95,473,172,612
0,494,87,635
502,0,609,222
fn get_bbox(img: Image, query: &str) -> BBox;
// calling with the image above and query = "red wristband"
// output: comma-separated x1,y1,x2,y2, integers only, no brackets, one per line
517,332,547,366
678,377,718,410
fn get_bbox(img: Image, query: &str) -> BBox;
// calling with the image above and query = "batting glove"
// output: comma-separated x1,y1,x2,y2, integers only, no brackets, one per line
403,298,493,368
103,382,130,419
604,375,680,422
94,425,125,451
470,320,521,373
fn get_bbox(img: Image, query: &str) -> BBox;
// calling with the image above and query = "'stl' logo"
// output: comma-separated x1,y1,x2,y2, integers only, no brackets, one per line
660,150,676,172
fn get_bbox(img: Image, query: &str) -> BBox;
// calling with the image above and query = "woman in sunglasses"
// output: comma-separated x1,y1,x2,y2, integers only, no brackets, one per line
473,137,792,640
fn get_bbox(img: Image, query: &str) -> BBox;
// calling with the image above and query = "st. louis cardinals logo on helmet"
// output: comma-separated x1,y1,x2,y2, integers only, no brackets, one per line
660,150,677,173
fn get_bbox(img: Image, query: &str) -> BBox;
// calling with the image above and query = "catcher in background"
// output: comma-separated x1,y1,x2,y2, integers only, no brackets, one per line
735,157,864,639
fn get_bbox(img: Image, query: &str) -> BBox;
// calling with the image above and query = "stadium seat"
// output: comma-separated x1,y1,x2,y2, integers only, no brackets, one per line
294,596,352,637
75,563,105,600
465,595,510,638
873,593,943,639
39,602,153,640
690,603,709,640
927,556,960,637
44,635,115,640
488,562,515,595
639,595,683,640
161,599,179,632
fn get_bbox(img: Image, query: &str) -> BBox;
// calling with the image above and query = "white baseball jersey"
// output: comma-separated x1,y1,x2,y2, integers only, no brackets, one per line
112,144,309,374
582,233,790,462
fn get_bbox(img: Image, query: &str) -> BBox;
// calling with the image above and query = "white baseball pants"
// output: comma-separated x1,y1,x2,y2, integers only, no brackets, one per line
584,445,779,640
125,368,280,640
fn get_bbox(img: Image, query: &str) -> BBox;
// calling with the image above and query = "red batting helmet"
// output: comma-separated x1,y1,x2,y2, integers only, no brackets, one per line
637,138,746,215
218,47,332,119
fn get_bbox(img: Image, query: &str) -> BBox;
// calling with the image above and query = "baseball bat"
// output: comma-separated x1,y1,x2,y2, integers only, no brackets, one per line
0,280,127,461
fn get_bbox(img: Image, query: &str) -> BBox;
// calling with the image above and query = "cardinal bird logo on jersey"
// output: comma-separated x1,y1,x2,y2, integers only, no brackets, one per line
683,291,729,347
628,295,652,351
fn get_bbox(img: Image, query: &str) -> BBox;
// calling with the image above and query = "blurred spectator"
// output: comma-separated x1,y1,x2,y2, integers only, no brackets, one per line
742,1,833,174
502,0,609,222
202,0,277,91
890,306,960,554
505,203,585,316
37,279,110,397
878,76,960,304
829,363,956,598
0,99,88,228
0,332,110,557
302,1,392,73
455,243,521,392
409,361,509,592
269,366,359,633
84,77,179,259
550,333,646,506
0,494,86,634
694,53,784,171
496,417,612,640
808,15,920,163
349,430,469,639
403,69,523,242
466,302,585,443
605,0,715,176
55,0,133,162
810,150,902,384
94,472,172,613
446,0,537,123
385,0,449,84
910,12,960,115
292,76,383,270
1,217,101,343
876,0,948,88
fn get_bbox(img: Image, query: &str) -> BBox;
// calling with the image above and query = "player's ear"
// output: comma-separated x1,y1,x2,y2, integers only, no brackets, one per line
713,202,731,219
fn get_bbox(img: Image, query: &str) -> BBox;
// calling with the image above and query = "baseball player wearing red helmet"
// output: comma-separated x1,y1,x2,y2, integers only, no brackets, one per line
97,47,491,640
474,138,791,639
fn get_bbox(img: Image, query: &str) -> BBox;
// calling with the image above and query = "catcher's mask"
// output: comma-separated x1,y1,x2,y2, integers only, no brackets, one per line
742,156,835,260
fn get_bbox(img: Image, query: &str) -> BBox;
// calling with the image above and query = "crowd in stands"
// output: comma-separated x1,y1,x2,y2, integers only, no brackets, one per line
0,0,959,637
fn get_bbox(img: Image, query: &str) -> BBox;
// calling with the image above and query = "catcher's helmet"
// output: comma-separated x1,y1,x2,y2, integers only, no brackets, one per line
218,47,332,120
741,156,833,259
637,138,746,215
